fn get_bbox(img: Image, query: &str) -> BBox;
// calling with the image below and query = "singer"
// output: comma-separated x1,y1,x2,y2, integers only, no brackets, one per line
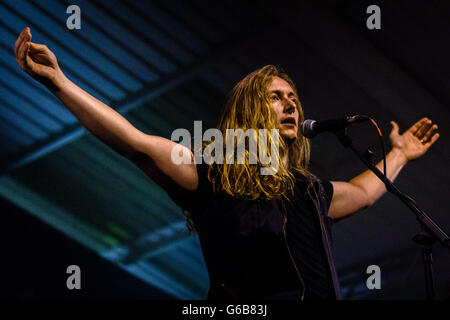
14,27,440,300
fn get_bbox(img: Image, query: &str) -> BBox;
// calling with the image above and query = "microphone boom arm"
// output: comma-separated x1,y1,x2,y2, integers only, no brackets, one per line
333,128,450,300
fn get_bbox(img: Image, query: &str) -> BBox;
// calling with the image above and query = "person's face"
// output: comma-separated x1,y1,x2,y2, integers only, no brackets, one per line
267,76,299,142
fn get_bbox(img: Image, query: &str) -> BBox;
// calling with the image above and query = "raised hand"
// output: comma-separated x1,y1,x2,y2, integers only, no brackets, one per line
389,117,440,162
14,27,62,90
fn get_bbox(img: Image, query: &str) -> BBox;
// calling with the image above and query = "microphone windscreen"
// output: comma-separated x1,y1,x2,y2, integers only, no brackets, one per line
301,119,316,138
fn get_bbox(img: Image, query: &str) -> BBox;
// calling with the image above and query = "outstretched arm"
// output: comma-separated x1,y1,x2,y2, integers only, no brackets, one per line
328,117,440,219
14,27,198,192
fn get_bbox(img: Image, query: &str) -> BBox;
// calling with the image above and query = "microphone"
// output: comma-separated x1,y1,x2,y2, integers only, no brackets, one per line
301,115,369,138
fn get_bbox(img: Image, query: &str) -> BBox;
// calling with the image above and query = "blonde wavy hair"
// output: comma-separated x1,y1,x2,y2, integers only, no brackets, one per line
204,65,312,200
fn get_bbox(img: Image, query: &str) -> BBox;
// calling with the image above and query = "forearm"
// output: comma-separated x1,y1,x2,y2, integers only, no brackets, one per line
51,71,140,158
349,148,408,206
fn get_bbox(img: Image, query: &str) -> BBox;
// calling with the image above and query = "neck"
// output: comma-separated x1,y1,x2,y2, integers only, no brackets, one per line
282,149,289,168
282,136,295,168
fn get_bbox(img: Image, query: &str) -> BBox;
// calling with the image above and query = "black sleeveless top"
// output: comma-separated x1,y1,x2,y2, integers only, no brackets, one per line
168,163,336,300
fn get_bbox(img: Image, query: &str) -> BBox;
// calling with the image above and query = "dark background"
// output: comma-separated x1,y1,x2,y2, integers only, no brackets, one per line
0,196,174,299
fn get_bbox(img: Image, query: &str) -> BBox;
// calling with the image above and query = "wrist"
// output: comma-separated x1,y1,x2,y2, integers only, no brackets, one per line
48,68,68,93
390,147,408,166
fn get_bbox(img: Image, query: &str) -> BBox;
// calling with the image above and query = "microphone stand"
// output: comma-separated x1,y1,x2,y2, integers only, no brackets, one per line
333,128,450,300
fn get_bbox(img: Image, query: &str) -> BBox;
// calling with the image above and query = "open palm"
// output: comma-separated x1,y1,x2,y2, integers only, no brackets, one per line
389,118,440,161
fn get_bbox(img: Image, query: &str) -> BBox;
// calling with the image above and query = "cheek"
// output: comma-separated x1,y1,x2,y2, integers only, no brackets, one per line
271,103,283,118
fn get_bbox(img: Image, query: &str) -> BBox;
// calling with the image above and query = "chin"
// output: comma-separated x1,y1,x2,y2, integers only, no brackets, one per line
281,132,297,144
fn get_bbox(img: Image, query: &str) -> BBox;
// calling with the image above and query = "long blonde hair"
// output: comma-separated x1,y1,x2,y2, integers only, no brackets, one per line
204,65,312,200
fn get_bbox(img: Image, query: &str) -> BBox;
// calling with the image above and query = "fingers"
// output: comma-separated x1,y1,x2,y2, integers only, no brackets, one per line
410,117,439,147
29,42,48,52
422,124,438,143
412,118,433,139
14,27,31,59
16,42,46,73
15,29,32,70
424,132,440,149
409,117,428,136
17,39,31,71
14,27,27,57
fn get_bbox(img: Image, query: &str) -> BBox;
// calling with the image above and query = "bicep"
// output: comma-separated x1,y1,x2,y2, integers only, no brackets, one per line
129,132,198,193
328,181,370,219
